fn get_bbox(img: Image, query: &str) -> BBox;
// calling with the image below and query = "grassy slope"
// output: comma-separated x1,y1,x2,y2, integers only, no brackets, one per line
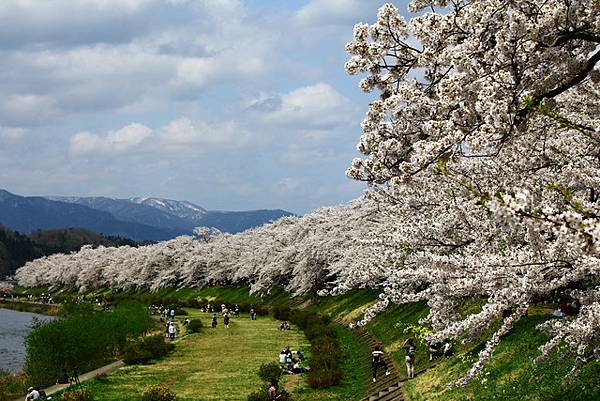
17,286,600,400
311,291,600,401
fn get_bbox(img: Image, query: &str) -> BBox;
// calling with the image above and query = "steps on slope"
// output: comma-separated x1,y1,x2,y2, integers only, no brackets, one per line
333,321,404,401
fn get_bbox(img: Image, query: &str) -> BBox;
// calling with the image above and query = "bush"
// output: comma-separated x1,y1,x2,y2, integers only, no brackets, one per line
0,370,27,401
257,362,282,383
124,335,174,365
187,319,203,333
272,305,291,321
141,385,176,401
307,368,342,388
173,308,188,316
25,301,154,386
279,308,343,388
60,387,95,401
58,301,96,317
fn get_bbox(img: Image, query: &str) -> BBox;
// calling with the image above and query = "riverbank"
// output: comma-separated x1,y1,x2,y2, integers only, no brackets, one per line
0,300,59,316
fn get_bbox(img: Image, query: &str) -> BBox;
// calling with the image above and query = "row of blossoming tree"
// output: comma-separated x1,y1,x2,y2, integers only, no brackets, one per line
16,1,600,385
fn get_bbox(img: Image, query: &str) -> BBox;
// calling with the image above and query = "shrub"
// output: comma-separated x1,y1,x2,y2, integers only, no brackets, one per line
124,335,174,365
25,301,154,386
59,301,96,317
0,370,27,401
173,308,188,316
257,362,282,383
272,305,291,321
60,387,95,401
141,385,176,401
279,308,342,388
187,319,203,333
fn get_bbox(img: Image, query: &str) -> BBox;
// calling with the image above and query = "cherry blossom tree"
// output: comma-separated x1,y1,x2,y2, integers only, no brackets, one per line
343,0,600,384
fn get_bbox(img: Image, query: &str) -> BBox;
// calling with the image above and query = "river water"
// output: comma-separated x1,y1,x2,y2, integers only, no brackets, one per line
0,308,55,372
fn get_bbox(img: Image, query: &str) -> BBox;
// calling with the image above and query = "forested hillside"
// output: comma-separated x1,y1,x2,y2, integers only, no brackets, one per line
0,226,140,278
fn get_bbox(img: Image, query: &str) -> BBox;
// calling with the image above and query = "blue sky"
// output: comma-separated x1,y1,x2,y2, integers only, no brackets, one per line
0,0,410,214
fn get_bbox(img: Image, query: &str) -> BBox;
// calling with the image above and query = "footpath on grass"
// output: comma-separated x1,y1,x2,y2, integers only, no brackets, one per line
10,361,124,401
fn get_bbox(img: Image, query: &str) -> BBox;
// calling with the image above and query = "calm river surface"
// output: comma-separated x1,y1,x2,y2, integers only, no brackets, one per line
0,308,55,372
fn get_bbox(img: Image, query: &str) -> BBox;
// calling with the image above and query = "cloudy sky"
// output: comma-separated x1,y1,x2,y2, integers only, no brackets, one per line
0,0,409,214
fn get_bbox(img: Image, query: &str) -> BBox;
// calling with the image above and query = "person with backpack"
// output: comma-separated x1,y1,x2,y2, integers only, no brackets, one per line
403,338,416,379
371,345,390,382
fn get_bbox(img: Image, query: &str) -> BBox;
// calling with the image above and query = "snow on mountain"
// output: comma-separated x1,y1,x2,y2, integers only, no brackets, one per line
128,197,207,220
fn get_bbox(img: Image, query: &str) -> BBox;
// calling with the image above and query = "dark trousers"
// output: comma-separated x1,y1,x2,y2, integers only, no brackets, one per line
372,359,388,379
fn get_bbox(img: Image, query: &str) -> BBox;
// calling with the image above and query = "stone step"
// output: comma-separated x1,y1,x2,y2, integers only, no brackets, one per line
377,386,404,401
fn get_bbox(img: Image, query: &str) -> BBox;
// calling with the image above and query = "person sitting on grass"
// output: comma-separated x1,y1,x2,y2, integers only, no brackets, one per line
25,386,40,400
279,350,287,366
291,359,310,374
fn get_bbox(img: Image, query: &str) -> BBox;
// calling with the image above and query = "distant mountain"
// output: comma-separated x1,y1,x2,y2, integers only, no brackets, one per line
48,196,193,233
0,190,179,241
0,225,141,278
0,189,293,244
47,194,293,235
199,209,292,233
129,197,207,221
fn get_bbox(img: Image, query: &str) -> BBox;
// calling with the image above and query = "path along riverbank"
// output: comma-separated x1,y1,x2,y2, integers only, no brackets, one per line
10,360,124,401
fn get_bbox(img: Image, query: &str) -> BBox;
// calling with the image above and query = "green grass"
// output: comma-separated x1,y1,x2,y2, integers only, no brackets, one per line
0,300,59,315
72,309,309,401
404,311,600,401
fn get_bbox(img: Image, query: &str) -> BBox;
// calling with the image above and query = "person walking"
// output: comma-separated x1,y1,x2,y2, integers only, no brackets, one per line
168,322,177,340
211,313,218,328
371,345,390,382
223,313,230,328
403,338,416,379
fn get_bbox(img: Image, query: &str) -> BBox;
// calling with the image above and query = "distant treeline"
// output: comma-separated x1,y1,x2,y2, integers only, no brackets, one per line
0,225,146,278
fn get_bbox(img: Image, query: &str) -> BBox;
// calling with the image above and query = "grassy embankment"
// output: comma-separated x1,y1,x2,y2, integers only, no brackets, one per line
24,287,369,401
308,290,600,401
16,285,598,400
0,299,59,315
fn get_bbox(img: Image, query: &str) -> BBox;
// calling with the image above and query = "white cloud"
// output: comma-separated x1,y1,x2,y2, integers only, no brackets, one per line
159,117,250,148
0,94,60,126
70,123,152,155
277,177,302,193
261,83,356,128
0,126,28,143
293,0,386,27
